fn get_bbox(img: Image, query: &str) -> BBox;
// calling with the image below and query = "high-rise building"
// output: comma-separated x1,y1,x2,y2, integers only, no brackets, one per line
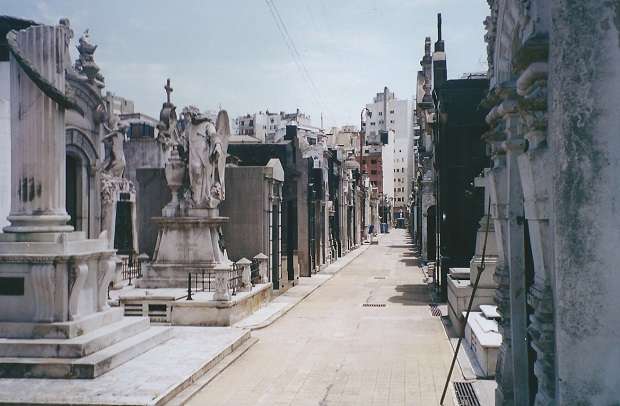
362,87,413,213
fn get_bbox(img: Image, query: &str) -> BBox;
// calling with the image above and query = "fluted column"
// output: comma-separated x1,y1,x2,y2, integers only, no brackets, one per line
5,23,73,233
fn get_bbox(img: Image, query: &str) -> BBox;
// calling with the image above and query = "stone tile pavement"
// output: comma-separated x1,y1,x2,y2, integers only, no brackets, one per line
235,243,369,330
187,229,458,406
0,327,250,405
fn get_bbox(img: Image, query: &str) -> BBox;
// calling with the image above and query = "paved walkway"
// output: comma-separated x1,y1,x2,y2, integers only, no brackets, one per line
188,229,456,406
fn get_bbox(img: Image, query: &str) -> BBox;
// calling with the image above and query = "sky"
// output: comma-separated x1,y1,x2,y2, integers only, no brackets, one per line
2,0,489,128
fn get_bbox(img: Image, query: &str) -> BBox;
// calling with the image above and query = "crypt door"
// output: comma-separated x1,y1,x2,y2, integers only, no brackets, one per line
65,152,90,234
271,203,280,290
427,205,437,261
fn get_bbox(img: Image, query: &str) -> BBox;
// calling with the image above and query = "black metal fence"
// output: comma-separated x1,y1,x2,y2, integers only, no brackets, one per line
186,266,244,300
121,254,141,285
250,259,261,285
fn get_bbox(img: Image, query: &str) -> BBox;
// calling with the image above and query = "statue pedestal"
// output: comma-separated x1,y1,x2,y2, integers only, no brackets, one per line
137,216,230,288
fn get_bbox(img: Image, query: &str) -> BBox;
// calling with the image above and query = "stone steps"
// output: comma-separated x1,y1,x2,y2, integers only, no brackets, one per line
0,317,150,358
0,325,173,379
0,307,124,339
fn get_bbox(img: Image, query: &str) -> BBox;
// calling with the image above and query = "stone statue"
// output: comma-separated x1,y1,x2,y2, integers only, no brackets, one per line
157,79,182,150
211,110,231,206
101,113,128,178
182,106,230,209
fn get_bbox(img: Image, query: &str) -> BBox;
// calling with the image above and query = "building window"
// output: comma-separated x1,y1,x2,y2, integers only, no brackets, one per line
390,110,394,114
249,120,254,126
371,159,377,164
371,170,377,175
379,111,383,116
370,122,375,126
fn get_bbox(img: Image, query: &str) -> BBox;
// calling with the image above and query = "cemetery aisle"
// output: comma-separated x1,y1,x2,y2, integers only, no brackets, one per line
187,229,456,406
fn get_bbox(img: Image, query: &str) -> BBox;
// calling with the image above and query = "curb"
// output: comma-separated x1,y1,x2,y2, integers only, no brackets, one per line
165,336,260,406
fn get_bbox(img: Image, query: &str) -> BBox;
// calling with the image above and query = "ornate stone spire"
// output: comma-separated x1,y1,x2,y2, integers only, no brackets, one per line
420,37,433,106
74,29,104,87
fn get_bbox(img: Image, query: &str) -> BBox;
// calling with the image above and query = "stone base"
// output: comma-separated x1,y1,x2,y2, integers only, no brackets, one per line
447,276,496,334
0,308,173,378
119,283,272,326
464,311,500,377
138,216,229,289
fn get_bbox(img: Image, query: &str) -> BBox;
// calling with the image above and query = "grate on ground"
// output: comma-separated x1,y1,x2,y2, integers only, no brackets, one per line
453,381,481,406
362,303,386,307
429,303,442,317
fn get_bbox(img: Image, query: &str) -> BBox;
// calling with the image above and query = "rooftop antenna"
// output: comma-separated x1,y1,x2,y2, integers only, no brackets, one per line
437,13,442,42
321,112,324,130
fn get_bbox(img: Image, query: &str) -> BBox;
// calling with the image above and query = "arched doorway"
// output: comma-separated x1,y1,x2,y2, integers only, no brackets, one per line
66,128,98,237
427,205,436,261
66,151,90,234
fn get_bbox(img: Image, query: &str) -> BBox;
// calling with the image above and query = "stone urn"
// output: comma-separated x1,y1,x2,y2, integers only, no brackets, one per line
163,146,185,217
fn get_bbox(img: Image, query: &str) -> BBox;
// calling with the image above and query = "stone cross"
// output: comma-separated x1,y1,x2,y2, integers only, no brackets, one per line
164,78,173,104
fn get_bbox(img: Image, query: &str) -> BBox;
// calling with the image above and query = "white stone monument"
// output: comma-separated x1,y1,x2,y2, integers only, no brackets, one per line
138,80,232,288
0,20,170,379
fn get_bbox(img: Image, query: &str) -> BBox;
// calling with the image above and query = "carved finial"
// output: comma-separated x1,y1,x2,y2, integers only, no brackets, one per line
165,78,173,104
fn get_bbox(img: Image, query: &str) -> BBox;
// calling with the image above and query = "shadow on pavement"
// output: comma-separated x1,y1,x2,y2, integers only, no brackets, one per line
388,284,432,306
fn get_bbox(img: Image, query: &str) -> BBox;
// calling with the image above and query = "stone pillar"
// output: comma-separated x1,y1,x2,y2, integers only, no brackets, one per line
213,262,231,301
5,24,73,233
236,257,252,292
138,253,149,277
485,94,525,406
253,253,268,284
550,3,620,403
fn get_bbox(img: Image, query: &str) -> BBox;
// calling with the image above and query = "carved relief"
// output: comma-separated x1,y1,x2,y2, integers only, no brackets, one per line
31,264,56,322
68,260,89,320
96,257,115,311
213,267,230,301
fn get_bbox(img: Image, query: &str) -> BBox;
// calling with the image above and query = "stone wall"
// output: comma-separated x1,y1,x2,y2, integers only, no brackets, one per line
136,168,171,258
220,167,268,263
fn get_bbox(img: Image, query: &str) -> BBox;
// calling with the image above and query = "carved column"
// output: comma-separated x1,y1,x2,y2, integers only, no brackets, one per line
485,108,514,406
5,24,75,233
96,257,115,311
484,89,530,405
236,258,252,292
31,263,56,322
515,45,556,406
253,253,269,284
213,263,231,301
68,259,88,320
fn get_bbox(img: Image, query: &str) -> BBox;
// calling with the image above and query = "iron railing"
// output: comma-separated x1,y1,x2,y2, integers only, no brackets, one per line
121,253,141,285
186,266,244,300
250,259,261,286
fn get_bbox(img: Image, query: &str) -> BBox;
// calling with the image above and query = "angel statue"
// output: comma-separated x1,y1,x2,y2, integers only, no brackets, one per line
183,106,230,208
210,110,231,206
